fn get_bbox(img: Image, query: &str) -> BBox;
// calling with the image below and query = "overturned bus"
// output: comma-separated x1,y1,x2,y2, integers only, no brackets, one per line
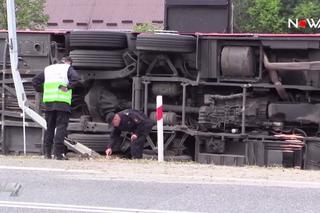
0,0,320,169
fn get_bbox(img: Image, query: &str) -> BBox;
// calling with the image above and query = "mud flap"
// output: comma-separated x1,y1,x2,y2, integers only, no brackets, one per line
64,137,100,159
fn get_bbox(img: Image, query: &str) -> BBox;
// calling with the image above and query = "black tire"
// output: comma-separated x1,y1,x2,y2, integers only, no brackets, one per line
136,33,196,53
84,81,106,122
69,31,127,49
70,50,126,69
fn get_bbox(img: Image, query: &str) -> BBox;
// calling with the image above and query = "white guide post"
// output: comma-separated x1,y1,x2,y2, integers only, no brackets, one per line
156,95,164,162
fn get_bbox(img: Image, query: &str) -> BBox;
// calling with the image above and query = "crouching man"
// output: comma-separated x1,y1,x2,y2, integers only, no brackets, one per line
105,109,153,159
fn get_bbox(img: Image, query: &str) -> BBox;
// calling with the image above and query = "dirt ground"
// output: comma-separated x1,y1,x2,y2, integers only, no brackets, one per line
1,155,320,186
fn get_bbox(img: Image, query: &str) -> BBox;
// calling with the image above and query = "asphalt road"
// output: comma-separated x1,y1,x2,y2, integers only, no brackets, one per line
0,164,320,213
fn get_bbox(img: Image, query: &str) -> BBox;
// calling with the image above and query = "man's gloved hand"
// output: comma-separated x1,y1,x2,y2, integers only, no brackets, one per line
131,133,138,142
105,148,112,157
58,85,68,92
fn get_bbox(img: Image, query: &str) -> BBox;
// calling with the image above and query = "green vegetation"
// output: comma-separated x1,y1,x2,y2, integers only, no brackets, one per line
233,0,320,33
133,23,162,32
0,0,48,30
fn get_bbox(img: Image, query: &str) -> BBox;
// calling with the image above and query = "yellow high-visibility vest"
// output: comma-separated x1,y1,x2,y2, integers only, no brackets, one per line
43,64,72,105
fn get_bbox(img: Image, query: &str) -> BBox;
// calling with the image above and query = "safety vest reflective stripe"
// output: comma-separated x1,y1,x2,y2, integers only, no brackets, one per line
43,82,72,105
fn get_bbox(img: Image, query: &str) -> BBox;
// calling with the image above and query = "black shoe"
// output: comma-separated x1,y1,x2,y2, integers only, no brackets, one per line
44,145,52,159
44,154,52,159
54,154,69,160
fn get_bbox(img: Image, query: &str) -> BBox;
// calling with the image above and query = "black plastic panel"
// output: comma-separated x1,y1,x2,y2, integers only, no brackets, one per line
197,153,245,166
165,0,231,33
305,141,320,170
268,103,320,124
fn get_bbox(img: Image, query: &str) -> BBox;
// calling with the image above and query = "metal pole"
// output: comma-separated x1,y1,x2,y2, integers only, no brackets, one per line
6,0,47,130
1,40,7,154
241,84,250,135
133,77,142,110
7,0,26,153
181,83,187,126
22,97,26,155
195,34,199,70
229,0,234,33
6,0,18,71
131,78,135,109
143,81,150,115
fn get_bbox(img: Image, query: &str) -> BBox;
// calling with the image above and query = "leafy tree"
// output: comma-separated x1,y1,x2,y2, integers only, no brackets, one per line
0,1,7,29
233,0,253,32
243,0,285,33
133,23,162,32
233,0,320,33
0,0,48,30
280,0,304,18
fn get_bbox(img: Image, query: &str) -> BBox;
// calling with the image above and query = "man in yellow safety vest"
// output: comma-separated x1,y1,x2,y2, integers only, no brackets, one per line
32,56,81,160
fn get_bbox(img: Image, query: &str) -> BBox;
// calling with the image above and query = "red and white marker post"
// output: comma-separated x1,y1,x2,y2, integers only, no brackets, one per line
156,95,164,162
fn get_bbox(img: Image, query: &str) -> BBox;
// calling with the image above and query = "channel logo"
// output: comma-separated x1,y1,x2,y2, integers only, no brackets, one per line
288,18,320,29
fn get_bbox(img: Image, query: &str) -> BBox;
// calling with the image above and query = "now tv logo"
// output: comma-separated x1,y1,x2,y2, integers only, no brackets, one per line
288,18,320,28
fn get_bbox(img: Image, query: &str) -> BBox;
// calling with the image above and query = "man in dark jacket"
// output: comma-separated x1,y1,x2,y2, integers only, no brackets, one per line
32,56,81,160
105,109,153,159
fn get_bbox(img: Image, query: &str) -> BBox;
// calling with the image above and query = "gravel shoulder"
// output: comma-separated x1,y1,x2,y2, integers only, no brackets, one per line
1,155,320,186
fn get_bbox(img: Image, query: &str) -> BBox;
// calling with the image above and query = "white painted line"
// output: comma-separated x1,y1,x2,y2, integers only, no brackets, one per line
152,174,320,188
0,201,205,213
196,178,320,189
0,204,115,213
0,165,102,174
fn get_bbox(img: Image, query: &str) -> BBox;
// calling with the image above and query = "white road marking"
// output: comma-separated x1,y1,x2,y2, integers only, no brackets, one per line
0,201,204,213
0,165,102,174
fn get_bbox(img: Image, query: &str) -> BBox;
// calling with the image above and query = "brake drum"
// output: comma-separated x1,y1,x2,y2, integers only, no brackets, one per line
221,46,255,77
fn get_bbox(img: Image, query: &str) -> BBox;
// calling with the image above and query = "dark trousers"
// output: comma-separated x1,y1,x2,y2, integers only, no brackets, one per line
130,121,153,159
44,111,70,157
130,136,146,159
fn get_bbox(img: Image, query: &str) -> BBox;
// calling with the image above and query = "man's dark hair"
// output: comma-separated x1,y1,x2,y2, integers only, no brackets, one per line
61,56,73,64
105,112,115,124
